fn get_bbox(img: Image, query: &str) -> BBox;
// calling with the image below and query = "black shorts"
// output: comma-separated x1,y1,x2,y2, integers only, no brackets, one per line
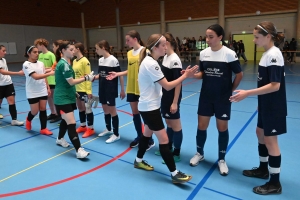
140,108,164,131
49,85,55,89
55,103,77,115
27,96,48,104
127,94,139,102
161,104,180,119
0,84,15,99
77,92,87,102
257,112,287,136
197,99,231,120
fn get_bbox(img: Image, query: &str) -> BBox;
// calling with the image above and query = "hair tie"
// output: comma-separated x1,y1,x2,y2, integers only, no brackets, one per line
150,36,163,50
27,46,35,53
146,48,151,55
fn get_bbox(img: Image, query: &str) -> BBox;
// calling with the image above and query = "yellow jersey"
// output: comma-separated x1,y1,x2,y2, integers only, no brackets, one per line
126,49,140,95
72,57,92,94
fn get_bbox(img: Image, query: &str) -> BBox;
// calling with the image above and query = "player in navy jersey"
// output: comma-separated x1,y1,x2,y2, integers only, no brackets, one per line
230,21,286,195
155,32,183,163
189,24,243,176
94,40,125,144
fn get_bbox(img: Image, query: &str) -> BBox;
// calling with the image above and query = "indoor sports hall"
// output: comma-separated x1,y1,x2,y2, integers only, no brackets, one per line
0,0,299,199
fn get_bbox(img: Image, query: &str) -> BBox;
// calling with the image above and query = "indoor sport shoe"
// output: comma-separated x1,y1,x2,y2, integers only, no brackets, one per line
50,115,62,123
190,152,204,166
76,126,87,133
130,137,140,148
146,139,155,151
243,167,269,179
253,182,282,195
11,120,24,126
0,114,3,119
47,114,56,120
105,134,120,144
76,147,90,159
82,128,95,138
25,118,31,130
98,129,113,137
56,137,70,148
40,128,53,135
171,171,192,184
218,160,229,176
162,155,181,164
134,160,154,171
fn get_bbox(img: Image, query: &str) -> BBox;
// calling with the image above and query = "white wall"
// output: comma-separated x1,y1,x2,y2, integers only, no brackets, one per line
122,24,160,45
87,28,117,48
0,24,82,62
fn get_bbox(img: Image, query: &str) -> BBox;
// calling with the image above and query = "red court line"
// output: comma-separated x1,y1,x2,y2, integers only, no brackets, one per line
182,79,199,86
0,148,132,198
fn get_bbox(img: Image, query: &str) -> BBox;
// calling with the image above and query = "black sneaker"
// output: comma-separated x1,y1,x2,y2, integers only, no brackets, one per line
146,139,155,151
50,116,62,123
130,137,140,148
243,167,269,179
47,114,56,120
171,171,192,184
253,182,282,195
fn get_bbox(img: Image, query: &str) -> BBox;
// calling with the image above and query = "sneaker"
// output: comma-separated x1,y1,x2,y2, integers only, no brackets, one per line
11,120,24,126
218,160,229,176
76,147,90,159
0,114,3,119
134,159,154,171
25,118,31,130
243,167,269,179
162,155,181,164
98,129,113,137
82,128,95,138
56,137,70,148
130,137,140,148
146,140,155,151
190,152,204,166
253,182,282,195
105,134,120,143
155,150,161,156
171,171,192,184
47,114,56,120
50,115,62,123
76,126,87,133
40,128,53,135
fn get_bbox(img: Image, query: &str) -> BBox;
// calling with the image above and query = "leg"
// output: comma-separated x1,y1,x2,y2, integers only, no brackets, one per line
105,105,121,143
25,101,40,130
98,104,113,137
166,118,182,158
7,95,23,125
130,101,143,137
39,99,52,135
216,118,229,161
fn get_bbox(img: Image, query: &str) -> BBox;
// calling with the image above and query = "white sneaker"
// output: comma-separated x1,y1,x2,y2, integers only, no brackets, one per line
105,134,120,144
98,129,113,137
76,147,90,159
218,159,229,176
190,152,204,166
56,138,70,148
11,120,24,126
0,114,3,119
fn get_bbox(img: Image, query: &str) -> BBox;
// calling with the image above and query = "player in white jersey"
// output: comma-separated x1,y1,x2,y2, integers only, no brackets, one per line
0,45,24,125
23,46,54,135
230,21,286,195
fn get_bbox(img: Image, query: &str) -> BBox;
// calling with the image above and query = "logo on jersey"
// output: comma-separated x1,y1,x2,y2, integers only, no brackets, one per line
270,58,277,63
173,62,179,67
87,63,90,65
257,72,262,81
165,113,170,117
235,54,238,58
204,55,210,58
25,66,28,69
107,101,110,104
220,150,226,154
129,61,136,66
155,66,159,70
271,129,277,133
116,62,119,66
64,63,70,71
221,114,228,118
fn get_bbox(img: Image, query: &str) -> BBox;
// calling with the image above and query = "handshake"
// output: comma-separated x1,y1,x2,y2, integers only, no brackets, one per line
84,71,96,82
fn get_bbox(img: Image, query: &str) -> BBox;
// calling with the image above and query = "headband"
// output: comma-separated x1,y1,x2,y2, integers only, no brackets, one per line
257,25,268,34
27,46,35,53
150,36,163,50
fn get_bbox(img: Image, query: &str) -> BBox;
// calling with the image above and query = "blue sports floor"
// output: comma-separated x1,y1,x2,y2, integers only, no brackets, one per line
0,60,299,200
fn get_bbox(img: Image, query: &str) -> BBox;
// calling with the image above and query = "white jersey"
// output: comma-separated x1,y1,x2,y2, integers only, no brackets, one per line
0,58,13,86
22,61,48,98
138,56,164,111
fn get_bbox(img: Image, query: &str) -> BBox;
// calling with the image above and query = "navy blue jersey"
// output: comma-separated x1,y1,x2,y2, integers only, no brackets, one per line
257,46,287,116
161,53,182,106
98,55,121,98
199,46,241,102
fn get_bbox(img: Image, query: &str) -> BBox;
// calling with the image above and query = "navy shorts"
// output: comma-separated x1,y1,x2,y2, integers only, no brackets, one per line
161,104,180,119
257,112,287,136
55,103,77,115
126,94,139,102
77,92,87,102
140,108,164,131
197,99,231,120
0,84,15,99
99,91,116,106
27,95,48,104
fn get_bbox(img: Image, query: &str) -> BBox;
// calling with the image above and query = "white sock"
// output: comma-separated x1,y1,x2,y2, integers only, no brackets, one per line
80,123,86,126
135,157,142,162
171,170,179,176
88,125,93,129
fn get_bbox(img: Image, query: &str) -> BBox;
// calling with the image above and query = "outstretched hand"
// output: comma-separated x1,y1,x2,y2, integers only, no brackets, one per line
229,90,248,102
106,71,117,80
183,65,198,78
84,71,95,82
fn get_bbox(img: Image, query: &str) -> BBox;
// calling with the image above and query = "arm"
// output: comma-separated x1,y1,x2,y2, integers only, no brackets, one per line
119,76,125,99
30,71,54,80
66,77,86,86
232,71,243,91
193,71,203,79
0,69,23,76
84,60,92,96
106,70,128,80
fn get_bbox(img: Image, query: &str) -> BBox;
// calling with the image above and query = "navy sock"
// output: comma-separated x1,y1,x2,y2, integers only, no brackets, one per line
196,129,207,155
137,135,150,159
86,112,94,127
27,111,35,121
9,104,17,120
112,115,119,136
166,127,173,150
67,124,81,151
58,119,68,139
104,114,111,131
218,130,229,161
269,155,281,183
79,111,86,124
160,144,176,172
258,143,269,170
173,129,183,156
39,110,47,129
133,114,143,137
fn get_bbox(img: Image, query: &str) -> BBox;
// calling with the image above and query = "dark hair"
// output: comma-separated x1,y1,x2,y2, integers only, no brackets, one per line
53,39,64,47
0,45,5,50
126,30,144,46
24,46,37,58
95,40,111,54
163,32,179,55
55,40,71,62
34,38,49,48
74,42,86,54
254,21,285,46
139,34,163,64
207,24,227,46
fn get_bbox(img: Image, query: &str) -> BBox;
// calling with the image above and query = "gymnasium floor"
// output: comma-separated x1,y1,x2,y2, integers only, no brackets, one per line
0,59,299,200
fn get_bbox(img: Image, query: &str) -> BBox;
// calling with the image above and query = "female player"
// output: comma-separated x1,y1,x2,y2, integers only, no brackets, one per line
23,46,54,135
0,45,24,125
94,40,125,143
189,24,243,176
230,21,286,195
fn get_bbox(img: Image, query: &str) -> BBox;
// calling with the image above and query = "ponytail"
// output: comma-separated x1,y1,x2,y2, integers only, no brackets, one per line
139,47,147,65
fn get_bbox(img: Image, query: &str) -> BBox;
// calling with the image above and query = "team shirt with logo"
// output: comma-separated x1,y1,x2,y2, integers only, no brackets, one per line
161,53,182,106
98,55,121,98
0,58,13,86
126,47,143,95
138,56,164,111
199,46,242,102
22,61,48,98
54,58,76,105
257,46,287,116
38,51,56,85
73,57,92,94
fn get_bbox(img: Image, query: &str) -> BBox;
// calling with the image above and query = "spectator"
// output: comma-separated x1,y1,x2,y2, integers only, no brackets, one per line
239,40,247,62
288,38,297,63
